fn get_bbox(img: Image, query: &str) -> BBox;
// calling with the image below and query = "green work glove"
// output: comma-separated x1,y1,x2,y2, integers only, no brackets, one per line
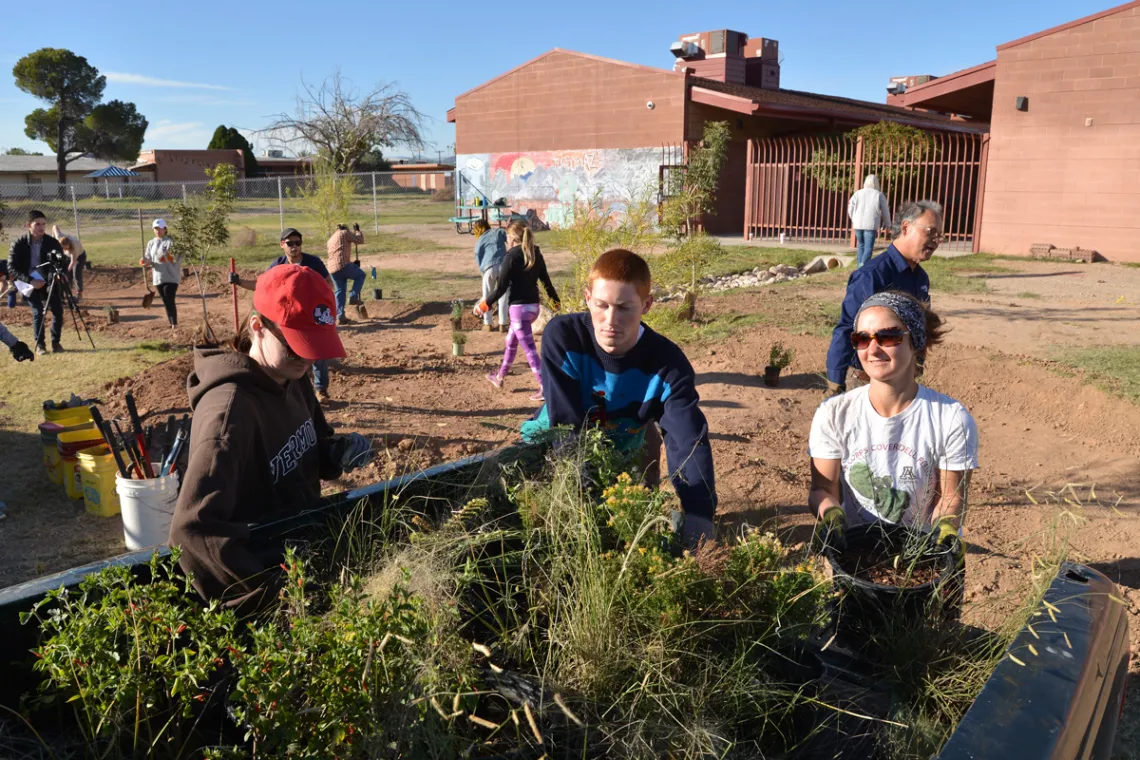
816,505,847,553
934,516,965,568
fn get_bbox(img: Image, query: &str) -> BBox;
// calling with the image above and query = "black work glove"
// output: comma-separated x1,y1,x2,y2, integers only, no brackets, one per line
815,506,847,553
9,341,33,362
227,272,241,286
352,223,360,232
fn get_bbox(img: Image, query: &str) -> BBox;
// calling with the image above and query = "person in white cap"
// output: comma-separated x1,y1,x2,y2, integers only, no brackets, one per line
139,219,182,329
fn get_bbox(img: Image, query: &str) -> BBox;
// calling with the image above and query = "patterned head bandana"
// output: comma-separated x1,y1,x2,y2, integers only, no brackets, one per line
855,292,927,352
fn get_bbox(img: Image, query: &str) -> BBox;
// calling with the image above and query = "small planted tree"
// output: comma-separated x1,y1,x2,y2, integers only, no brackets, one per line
562,189,659,312
657,121,731,321
764,342,795,386
170,163,236,344
296,157,358,239
806,121,938,193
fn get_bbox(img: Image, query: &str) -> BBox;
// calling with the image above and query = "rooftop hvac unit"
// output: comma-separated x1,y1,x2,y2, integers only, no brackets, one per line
670,40,699,58
886,82,907,96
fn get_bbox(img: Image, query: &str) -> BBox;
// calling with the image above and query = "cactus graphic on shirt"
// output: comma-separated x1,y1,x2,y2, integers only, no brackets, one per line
847,461,909,523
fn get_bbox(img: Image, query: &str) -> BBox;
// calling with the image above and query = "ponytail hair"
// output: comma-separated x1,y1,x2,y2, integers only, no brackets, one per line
507,221,536,270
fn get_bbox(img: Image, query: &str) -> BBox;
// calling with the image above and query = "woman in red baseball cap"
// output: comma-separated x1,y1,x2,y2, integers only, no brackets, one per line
168,264,372,611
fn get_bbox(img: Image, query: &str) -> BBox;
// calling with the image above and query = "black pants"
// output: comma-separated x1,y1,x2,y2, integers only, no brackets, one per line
27,285,64,347
156,283,178,326
69,253,87,294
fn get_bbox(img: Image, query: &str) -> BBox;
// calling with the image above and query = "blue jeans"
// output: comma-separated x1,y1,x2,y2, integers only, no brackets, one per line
331,264,366,319
28,286,64,347
312,360,329,392
855,229,878,268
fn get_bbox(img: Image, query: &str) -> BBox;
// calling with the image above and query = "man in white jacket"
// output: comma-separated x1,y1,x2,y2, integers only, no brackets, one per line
848,175,892,268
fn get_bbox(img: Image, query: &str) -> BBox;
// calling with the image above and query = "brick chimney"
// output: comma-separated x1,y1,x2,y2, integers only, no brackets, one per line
743,37,780,90
672,30,746,84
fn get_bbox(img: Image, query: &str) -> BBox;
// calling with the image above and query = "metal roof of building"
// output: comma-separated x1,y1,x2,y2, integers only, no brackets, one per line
0,155,116,174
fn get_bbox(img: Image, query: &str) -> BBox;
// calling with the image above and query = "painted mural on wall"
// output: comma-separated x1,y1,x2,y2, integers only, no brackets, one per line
457,147,661,227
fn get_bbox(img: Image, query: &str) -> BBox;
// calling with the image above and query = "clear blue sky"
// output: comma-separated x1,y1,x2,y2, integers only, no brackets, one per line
0,0,1113,159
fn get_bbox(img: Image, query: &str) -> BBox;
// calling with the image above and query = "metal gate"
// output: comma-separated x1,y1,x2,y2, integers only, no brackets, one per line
744,132,988,252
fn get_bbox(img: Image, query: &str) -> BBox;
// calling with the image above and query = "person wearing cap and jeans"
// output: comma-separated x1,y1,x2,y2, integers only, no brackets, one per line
230,228,339,401
139,219,182,329
169,264,373,612
326,224,365,324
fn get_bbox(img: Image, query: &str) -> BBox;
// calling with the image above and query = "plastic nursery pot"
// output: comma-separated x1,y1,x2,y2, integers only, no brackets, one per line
764,366,781,387
372,288,383,301
825,523,960,636
452,343,465,357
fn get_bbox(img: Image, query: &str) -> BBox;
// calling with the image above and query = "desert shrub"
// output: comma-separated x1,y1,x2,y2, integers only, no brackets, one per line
232,226,258,247
431,185,454,202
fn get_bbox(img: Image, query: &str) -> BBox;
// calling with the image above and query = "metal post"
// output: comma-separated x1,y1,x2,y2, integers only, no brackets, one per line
371,172,378,233
181,184,187,201
105,180,110,199
70,186,81,241
277,177,284,234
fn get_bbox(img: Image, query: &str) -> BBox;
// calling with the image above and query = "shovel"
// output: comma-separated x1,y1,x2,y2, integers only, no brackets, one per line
141,265,155,308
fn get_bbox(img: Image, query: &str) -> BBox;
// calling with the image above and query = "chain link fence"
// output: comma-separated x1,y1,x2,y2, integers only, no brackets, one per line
0,171,455,258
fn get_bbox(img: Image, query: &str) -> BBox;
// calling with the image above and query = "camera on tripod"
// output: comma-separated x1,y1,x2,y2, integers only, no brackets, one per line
38,248,70,279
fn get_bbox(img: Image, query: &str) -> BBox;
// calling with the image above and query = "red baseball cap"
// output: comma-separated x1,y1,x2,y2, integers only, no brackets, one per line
253,264,345,361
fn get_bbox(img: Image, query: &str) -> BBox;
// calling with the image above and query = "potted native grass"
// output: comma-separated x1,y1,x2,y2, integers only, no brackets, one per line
764,343,794,387
451,330,467,357
450,300,464,332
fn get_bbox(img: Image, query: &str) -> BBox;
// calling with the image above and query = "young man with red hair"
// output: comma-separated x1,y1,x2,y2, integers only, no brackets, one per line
522,249,717,547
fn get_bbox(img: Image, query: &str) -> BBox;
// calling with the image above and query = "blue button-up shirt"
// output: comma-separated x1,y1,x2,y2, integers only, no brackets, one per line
825,245,930,385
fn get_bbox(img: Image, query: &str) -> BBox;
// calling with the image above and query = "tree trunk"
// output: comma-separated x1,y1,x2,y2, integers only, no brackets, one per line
56,119,67,196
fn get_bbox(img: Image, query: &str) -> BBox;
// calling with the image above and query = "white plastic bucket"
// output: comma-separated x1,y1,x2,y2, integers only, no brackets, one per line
116,465,180,551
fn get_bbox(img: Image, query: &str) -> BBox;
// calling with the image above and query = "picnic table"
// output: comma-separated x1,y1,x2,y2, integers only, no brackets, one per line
449,203,518,234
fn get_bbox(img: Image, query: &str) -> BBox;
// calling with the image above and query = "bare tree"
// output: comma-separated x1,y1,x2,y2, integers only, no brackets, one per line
261,69,426,174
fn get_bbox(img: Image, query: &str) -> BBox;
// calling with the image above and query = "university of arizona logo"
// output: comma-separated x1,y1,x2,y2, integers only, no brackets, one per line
313,304,335,326
899,465,917,485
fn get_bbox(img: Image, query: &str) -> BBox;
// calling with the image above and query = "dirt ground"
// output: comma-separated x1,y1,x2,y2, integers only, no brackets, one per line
3,239,1140,754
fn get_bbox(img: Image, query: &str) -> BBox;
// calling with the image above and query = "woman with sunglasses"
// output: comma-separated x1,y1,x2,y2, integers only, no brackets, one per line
169,264,372,612
808,291,978,561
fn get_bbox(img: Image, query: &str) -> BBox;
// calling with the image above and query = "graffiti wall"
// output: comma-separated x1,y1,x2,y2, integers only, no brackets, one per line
456,147,662,227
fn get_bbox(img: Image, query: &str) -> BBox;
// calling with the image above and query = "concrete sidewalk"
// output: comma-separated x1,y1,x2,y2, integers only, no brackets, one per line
714,234,977,259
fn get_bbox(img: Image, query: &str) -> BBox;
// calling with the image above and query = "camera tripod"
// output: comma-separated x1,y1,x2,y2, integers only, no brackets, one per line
36,256,95,349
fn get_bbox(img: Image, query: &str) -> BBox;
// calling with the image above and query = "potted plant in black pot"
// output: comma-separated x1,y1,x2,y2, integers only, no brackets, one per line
450,300,464,332
764,343,794,387
451,330,467,357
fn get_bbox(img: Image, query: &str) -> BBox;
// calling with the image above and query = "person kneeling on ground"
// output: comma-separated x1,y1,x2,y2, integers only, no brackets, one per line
808,291,978,567
168,264,372,613
325,222,365,324
521,249,717,548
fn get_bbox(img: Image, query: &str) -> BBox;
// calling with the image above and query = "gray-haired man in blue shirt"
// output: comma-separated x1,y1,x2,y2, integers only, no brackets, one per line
825,200,943,395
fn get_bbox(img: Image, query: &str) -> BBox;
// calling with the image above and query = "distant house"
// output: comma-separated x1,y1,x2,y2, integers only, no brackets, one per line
130,149,246,183
0,155,122,198
257,152,314,177
387,162,454,191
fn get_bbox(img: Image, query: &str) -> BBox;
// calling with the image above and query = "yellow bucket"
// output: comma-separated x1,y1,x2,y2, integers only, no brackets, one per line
38,423,65,484
78,445,121,517
43,403,93,426
59,424,104,501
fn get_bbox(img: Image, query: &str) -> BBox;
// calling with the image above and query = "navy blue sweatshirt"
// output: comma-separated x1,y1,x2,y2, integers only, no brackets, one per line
825,244,930,384
521,312,717,518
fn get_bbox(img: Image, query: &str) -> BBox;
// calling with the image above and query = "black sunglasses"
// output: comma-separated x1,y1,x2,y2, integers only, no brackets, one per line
850,328,910,350
263,320,302,359
283,239,302,248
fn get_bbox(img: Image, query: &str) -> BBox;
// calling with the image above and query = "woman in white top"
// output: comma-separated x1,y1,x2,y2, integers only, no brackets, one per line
847,175,892,269
138,219,182,329
51,224,87,299
809,291,978,559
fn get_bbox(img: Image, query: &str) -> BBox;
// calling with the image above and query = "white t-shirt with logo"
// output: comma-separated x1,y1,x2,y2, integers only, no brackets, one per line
808,385,979,528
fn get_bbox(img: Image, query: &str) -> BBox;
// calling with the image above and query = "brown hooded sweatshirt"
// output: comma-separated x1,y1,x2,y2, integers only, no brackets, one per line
168,348,342,609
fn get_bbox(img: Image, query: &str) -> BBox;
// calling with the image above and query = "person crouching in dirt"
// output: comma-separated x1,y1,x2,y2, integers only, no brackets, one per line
474,221,561,400
472,219,509,332
809,291,978,581
824,201,942,397
325,223,366,324
168,264,372,613
52,224,87,300
230,228,339,402
520,248,717,549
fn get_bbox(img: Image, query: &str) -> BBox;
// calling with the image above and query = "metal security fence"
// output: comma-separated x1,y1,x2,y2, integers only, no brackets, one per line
0,170,454,246
744,133,986,252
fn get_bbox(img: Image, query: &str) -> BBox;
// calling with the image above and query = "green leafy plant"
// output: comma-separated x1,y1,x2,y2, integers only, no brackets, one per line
21,550,240,757
170,162,237,343
450,299,463,322
295,157,359,239
806,121,939,193
767,342,794,370
450,330,467,346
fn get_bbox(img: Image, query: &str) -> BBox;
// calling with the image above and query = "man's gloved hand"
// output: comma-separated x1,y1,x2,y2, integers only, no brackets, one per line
352,223,360,232
824,381,846,399
9,341,34,362
331,433,372,472
671,510,716,551
550,301,561,313
227,272,241,286
815,505,847,553
934,516,965,568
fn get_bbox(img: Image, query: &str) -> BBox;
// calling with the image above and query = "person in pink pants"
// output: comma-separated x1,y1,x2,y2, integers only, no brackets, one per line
474,222,560,401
